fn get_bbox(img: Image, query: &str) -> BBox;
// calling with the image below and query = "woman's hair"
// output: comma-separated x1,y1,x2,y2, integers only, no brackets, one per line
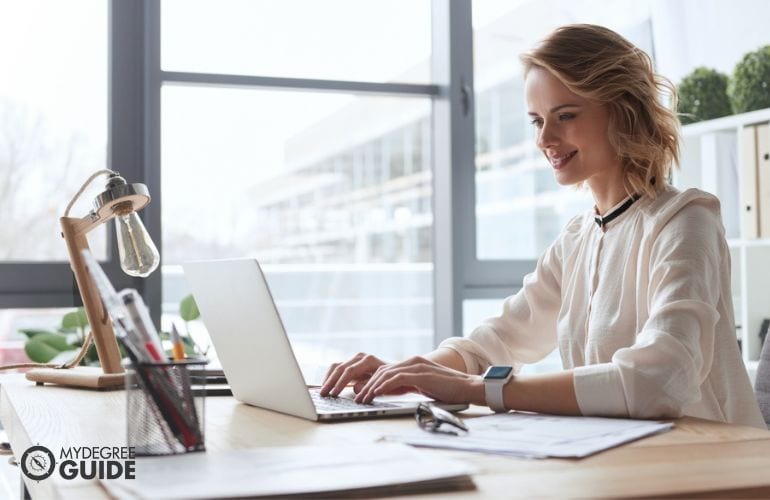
520,24,679,198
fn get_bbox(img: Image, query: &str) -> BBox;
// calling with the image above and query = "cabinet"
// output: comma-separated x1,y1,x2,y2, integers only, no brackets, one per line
676,107,770,382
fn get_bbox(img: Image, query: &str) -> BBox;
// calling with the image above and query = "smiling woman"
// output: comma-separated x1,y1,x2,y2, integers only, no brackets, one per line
321,23,767,430
521,24,680,209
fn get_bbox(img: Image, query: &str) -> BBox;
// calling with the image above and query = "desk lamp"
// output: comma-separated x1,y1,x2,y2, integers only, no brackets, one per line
26,169,159,389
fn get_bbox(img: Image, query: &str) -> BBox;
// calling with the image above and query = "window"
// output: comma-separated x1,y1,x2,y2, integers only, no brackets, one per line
0,0,108,262
0,0,147,355
158,1,436,369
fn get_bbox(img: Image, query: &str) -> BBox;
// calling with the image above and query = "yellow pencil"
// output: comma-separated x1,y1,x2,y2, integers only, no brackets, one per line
170,323,185,361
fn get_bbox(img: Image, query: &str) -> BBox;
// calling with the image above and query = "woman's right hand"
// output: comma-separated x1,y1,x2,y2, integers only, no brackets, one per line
319,352,387,397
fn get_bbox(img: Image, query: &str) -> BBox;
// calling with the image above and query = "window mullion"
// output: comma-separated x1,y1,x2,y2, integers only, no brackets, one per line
432,0,475,343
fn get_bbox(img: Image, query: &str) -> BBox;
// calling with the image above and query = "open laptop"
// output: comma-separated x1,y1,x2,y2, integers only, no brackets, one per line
182,258,467,421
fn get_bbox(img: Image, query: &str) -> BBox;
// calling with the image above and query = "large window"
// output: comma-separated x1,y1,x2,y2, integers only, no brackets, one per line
0,0,108,262
159,1,435,371
0,0,113,341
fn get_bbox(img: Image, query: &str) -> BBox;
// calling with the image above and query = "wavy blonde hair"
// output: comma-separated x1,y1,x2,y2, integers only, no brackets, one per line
520,24,679,198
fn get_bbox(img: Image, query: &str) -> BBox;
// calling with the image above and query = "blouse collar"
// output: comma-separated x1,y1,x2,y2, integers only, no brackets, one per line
593,194,641,229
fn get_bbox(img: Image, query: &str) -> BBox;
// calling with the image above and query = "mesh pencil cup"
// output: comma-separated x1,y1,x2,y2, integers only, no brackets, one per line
125,359,207,456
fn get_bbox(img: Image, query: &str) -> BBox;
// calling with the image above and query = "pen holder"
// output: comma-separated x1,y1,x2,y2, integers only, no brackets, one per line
126,359,207,456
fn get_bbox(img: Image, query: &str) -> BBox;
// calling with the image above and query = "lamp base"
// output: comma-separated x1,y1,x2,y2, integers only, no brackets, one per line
26,367,125,390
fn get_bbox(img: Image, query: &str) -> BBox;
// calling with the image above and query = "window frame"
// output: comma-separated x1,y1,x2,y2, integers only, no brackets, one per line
0,0,154,311
2,0,532,348
432,0,532,344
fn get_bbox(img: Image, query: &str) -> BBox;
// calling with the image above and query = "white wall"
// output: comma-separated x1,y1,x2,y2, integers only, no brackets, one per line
652,0,770,84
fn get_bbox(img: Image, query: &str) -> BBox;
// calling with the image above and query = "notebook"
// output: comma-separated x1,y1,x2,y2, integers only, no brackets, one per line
182,258,467,421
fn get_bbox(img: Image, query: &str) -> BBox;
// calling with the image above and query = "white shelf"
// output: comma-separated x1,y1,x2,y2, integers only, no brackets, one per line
681,107,770,136
679,108,770,365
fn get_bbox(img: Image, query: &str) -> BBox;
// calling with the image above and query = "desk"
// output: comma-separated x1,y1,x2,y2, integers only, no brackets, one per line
2,374,770,499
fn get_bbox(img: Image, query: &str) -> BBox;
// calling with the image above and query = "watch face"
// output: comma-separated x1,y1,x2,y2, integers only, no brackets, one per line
485,366,513,380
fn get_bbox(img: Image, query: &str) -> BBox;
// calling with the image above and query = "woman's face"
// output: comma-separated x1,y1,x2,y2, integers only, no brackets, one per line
525,66,622,190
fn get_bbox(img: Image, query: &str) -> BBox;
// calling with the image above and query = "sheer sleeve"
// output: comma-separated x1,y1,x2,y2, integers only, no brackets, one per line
573,200,724,418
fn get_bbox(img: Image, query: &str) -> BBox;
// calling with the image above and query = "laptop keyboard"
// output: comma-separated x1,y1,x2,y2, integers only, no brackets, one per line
310,390,398,411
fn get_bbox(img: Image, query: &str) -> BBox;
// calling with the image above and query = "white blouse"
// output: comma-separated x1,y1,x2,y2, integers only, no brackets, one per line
441,186,765,428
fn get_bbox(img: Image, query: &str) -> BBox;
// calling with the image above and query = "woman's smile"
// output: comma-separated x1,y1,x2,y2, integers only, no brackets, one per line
548,150,578,169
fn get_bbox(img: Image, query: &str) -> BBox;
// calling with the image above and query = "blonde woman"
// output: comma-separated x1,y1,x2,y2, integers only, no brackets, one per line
321,24,765,428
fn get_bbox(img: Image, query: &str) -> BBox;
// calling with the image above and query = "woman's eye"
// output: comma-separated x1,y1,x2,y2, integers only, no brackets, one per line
558,113,575,121
530,118,543,128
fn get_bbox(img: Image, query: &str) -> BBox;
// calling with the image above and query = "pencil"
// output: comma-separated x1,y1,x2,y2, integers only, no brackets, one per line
170,323,185,361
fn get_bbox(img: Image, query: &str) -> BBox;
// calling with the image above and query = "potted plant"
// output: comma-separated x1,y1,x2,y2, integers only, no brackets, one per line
728,45,770,114
677,67,732,124
21,294,201,364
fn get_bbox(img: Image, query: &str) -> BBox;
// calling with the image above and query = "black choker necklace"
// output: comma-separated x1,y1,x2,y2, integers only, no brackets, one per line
594,194,641,229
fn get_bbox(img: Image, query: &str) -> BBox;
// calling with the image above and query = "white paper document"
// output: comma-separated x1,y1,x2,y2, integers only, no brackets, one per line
384,413,673,459
102,444,475,499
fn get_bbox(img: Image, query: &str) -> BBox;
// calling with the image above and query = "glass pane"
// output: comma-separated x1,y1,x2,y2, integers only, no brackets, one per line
473,0,655,260
0,0,108,261
162,0,431,84
161,86,433,377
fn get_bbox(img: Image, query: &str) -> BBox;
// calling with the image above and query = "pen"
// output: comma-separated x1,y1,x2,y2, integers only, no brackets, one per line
170,323,185,361
144,342,163,362
120,289,165,362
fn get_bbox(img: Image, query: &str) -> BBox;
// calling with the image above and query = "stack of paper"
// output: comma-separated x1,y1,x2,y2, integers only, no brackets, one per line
384,413,673,459
102,444,475,499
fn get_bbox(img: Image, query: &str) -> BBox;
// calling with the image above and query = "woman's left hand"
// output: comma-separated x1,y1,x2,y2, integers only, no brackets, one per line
354,356,485,405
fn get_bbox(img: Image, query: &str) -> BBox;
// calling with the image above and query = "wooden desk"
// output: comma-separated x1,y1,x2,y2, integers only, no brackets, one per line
2,374,770,499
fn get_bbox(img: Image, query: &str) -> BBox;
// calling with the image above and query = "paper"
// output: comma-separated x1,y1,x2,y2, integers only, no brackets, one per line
384,412,673,459
102,444,475,499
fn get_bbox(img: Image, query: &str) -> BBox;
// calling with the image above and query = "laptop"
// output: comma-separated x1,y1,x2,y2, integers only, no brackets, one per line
182,258,467,421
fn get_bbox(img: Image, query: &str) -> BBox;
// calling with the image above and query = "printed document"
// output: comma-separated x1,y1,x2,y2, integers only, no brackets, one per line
102,444,475,499
384,412,673,459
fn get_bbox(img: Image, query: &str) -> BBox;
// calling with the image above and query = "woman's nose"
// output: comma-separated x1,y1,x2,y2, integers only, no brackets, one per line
536,122,559,149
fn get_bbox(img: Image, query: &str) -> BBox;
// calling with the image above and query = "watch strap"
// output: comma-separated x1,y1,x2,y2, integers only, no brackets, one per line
483,366,513,413
484,379,508,412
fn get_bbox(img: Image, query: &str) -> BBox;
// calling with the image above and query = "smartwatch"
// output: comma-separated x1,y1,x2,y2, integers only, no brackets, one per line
483,365,514,413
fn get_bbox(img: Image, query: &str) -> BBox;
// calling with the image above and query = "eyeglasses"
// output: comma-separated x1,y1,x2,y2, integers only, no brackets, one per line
415,403,468,436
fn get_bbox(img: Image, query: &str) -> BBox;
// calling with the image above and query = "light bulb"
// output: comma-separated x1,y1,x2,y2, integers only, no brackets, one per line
115,212,160,277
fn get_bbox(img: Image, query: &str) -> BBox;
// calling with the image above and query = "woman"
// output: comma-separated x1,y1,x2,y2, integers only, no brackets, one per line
321,24,765,428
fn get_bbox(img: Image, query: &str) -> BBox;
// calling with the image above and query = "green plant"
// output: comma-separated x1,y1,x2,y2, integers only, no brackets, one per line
20,294,202,364
21,308,98,364
179,293,200,323
728,45,770,113
677,67,732,124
